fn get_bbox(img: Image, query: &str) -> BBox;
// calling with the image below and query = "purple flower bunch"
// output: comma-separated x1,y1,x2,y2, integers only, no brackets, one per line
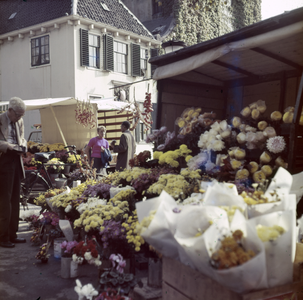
82,183,112,200
55,150,69,164
109,253,126,274
99,220,126,248
145,126,167,143
41,211,60,226
60,240,79,256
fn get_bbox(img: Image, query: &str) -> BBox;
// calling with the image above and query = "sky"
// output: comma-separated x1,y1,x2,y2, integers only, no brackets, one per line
261,0,303,20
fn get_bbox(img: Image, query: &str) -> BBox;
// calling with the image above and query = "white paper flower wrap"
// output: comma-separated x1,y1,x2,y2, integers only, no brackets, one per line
203,182,247,221
248,210,296,288
174,205,229,271
203,210,268,294
136,191,181,260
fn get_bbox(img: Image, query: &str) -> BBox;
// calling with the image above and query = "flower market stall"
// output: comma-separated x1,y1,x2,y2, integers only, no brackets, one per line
19,8,303,300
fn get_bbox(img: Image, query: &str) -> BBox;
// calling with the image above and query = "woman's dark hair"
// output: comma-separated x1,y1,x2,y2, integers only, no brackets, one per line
122,121,130,129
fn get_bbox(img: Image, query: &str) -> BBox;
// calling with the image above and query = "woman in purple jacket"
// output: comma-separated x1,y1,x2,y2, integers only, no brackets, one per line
85,126,109,175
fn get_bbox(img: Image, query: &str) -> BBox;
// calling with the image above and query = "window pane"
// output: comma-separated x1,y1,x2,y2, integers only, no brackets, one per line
41,47,44,54
89,34,93,45
44,45,49,54
45,54,49,62
89,46,94,56
31,40,35,47
114,41,117,51
41,37,44,46
31,49,35,56
33,56,38,65
41,56,45,64
35,39,39,46
45,36,49,44
35,48,39,55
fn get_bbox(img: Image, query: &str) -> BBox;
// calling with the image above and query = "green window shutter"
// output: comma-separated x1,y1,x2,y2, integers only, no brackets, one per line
150,48,159,75
131,43,141,77
103,34,114,71
80,29,89,66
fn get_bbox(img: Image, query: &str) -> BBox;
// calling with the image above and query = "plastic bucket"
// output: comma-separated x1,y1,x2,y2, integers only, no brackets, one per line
53,237,65,258
55,178,67,189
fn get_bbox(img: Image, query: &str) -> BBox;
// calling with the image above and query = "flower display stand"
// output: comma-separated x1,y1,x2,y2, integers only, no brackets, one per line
162,254,303,300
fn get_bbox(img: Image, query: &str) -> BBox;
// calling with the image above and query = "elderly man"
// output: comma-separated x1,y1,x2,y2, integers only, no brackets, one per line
110,121,136,171
0,97,27,248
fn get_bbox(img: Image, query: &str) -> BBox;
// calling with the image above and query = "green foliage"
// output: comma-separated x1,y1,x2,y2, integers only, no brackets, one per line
160,0,261,48
99,268,142,295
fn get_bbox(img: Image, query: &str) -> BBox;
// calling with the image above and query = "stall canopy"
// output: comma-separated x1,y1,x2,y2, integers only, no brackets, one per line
0,97,129,111
0,97,131,148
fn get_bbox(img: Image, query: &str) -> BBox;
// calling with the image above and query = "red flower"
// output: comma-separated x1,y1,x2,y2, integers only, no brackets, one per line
91,249,98,258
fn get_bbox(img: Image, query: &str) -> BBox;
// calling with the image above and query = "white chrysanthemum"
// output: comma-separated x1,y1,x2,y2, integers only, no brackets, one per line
219,120,228,131
266,136,286,154
211,121,221,132
209,139,225,151
65,204,72,213
84,252,92,261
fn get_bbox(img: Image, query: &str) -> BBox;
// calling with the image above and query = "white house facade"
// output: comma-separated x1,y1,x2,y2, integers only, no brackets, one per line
0,0,160,148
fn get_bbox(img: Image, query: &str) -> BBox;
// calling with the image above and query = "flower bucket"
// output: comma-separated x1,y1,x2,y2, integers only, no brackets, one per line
53,238,65,259
63,165,71,174
148,258,162,288
50,173,59,184
70,260,78,278
55,178,67,189
61,257,72,278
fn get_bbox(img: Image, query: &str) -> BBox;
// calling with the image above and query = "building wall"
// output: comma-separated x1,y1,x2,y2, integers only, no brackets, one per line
0,23,75,101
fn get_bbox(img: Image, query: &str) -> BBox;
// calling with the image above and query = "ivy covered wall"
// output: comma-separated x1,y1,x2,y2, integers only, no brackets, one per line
162,0,261,47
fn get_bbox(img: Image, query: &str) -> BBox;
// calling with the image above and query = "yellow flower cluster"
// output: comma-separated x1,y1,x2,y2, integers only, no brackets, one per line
147,174,190,200
180,168,201,180
48,143,65,152
67,154,82,164
74,198,130,232
50,189,81,208
154,145,192,168
122,211,145,251
111,167,150,185
256,224,285,242
109,189,136,205
27,141,38,149
30,157,42,166
38,143,50,152
34,193,47,206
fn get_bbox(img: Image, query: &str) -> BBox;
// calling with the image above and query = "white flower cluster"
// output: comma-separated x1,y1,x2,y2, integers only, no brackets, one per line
198,120,231,151
76,197,107,214
72,252,102,266
74,279,98,300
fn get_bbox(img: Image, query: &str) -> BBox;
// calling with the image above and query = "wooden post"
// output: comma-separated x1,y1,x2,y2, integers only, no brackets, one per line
288,72,303,173
49,104,67,147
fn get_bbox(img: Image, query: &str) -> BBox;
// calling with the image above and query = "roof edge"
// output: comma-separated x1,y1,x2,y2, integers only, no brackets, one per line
118,0,154,40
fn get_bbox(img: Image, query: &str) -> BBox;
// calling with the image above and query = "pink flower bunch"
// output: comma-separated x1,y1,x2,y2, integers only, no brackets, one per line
109,254,126,274
41,211,60,226
60,240,78,255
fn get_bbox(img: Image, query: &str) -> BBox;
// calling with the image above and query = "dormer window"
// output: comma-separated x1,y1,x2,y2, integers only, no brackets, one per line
100,2,110,11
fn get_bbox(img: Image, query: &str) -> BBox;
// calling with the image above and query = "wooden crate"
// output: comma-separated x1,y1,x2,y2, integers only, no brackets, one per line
162,244,303,300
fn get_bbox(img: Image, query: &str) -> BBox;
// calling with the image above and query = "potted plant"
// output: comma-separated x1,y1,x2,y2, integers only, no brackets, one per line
98,253,142,297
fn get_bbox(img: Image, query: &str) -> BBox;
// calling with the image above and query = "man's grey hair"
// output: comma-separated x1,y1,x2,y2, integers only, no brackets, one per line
9,97,26,111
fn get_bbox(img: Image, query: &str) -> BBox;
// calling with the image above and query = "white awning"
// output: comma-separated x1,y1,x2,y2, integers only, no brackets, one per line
153,20,303,81
0,97,130,111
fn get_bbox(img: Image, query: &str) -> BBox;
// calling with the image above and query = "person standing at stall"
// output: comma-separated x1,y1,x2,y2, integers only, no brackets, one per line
85,126,110,175
110,121,136,171
0,97,27,248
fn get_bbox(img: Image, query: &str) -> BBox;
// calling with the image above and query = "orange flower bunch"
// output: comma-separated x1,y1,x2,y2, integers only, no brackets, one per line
210,230,255,270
